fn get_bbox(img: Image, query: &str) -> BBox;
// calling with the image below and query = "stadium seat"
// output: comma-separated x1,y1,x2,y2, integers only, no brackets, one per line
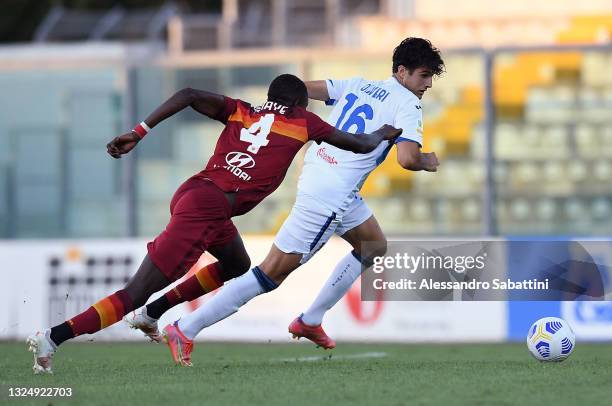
536,198,557,221
68,201,124,237
556,15,612,44
543,162,563,182
591,198,612,219
461,199,480,222
510,198,531,221
137,160,175,201
563,198,585,220
581,52,612,87
593,160,612,181
410,198,432,221
137,201,171,237
568,161,587,182
172,123,217,164
494,163,509,183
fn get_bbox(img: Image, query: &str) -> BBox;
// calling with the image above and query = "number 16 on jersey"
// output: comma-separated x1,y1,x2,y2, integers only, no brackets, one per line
334,93,373,134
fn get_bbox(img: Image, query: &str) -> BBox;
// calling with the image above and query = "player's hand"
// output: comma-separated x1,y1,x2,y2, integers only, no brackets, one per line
421,152,440,172
106,132,140,159
374,125,403,141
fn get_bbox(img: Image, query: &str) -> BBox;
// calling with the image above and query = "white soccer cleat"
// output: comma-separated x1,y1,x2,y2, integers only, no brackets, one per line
124,309,161,343
26,330,56,375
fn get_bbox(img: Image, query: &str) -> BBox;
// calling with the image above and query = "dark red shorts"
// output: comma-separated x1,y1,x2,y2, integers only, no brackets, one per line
147,177,238,282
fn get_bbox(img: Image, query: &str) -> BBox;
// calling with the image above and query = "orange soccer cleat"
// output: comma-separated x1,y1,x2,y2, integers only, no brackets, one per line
161,322,194,367
288,315,336,349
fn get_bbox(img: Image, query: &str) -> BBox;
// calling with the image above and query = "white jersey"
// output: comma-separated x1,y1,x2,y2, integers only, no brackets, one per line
297,76,424,213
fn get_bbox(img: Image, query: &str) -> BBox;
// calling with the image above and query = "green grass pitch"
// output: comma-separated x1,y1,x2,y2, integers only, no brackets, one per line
2,341,611,405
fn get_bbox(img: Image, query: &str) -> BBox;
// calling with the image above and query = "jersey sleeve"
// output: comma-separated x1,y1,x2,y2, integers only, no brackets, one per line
324,78,361,106
305,111,335,143
393,102,424,146
211,96,239,124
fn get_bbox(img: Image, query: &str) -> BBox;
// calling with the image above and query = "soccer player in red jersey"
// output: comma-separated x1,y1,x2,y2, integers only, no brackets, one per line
26,74,401,373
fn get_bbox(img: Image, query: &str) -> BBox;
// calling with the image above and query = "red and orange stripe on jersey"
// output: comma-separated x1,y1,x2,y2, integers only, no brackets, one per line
227,102,309,144
196,97,334,216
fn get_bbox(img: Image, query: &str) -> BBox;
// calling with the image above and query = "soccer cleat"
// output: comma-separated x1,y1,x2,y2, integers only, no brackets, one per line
26,330,57,374
162,322,194,367
124,309,161,343
288,315,336,350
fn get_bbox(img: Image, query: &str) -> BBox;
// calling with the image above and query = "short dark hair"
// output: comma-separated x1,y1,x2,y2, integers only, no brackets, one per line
392,37,445,76
267,74,308,107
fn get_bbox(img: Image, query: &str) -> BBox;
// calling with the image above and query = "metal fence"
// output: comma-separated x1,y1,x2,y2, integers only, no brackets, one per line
0,43,610,239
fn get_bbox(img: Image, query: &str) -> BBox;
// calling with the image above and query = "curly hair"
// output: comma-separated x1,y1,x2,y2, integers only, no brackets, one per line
392,37,445,76
267,74,308,107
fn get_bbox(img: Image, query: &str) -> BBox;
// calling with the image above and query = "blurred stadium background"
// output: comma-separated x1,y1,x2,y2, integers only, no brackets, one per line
1,0,612,345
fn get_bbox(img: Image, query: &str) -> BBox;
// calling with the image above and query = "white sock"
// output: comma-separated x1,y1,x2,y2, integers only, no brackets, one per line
178,267,276,339
301,251,363,326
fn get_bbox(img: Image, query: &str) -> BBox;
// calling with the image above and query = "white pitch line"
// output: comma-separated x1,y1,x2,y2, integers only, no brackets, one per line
275,351,387,362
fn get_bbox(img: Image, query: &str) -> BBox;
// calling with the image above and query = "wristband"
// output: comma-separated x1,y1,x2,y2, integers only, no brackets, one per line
132,121,151,139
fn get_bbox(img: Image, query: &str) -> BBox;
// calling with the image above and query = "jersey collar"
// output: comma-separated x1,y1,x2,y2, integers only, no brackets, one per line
387,76,420,104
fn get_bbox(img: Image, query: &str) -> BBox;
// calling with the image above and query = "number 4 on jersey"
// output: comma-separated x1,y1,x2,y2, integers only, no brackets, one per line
240,113,275,154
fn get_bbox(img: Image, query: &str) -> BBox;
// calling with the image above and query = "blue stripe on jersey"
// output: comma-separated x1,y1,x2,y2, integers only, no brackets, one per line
309,212,337,251
325,80,336,105
375,143,394,166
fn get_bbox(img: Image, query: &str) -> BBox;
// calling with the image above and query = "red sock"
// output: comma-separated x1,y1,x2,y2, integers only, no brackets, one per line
67,289,134,336
165,262,224,306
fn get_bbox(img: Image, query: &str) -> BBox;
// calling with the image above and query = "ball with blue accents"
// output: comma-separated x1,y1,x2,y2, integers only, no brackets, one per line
526,317,575,362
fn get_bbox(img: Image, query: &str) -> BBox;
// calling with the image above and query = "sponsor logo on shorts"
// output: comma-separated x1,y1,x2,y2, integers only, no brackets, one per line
224,151,255,181
317,147,338,165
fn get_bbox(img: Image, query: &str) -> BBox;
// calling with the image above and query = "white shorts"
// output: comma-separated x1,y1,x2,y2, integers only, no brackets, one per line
274,193,373,264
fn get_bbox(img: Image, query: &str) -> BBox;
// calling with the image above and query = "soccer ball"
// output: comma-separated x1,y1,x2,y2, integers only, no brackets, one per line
526,317,575,362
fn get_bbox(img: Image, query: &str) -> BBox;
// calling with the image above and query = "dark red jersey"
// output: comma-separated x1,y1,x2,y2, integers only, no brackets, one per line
196,97,335,215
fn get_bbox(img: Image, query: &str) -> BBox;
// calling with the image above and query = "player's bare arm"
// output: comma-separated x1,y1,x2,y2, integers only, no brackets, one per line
106,88,225,159
143,87,226,127
325,124,402,154
396,141,439,172
304,80,329,101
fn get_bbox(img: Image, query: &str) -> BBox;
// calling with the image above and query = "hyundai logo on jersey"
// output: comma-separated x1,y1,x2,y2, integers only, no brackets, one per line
225,152,256,169
224,151,255,181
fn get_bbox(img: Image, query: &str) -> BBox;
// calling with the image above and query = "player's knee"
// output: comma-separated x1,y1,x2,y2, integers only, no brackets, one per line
373,238,388,257
369,228,387,244
259,261,293,285
220,253,251,279
354,237,387,259
257,245,301,285
124,284,148,309
364,243,387,269
237,253,251,274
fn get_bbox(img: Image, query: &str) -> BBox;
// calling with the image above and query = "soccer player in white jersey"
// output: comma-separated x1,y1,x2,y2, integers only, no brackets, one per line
128,38,444,365
285,37,443,347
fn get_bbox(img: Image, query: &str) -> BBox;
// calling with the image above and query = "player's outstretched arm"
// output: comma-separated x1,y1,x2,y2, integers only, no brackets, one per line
106,88,226,159
143,87,226,127
325,125,402,154
305,81,330,101
397,141,440,172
